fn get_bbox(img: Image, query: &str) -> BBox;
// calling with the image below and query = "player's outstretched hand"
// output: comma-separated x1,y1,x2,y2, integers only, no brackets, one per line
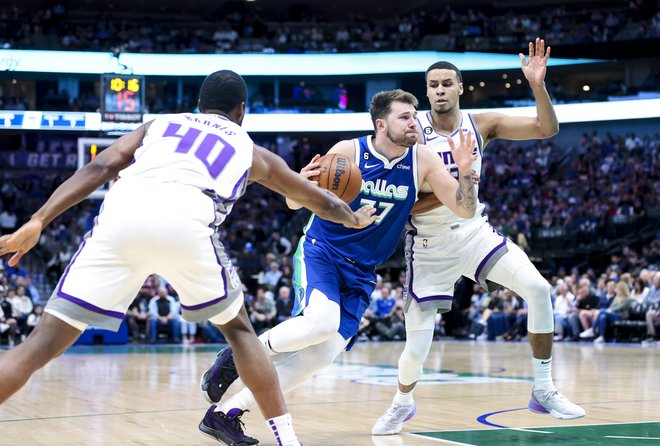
0,219,42,266
346,205,379,229
448,129,477,174
520,37,550,87
300,154,322,185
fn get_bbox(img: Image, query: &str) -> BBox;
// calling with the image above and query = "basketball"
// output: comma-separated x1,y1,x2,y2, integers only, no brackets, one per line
317,153,362,203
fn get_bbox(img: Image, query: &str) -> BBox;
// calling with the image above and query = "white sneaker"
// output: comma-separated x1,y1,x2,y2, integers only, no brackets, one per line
372,402,416,435
529,386,586,419
579,328,595,338
594,336,605,344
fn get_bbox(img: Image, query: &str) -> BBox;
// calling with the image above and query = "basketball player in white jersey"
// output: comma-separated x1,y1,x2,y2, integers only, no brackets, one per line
0,70,378,446
373,38,585,436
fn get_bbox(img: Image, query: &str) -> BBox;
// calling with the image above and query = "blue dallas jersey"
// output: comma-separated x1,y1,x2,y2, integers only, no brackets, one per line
304,135,419,267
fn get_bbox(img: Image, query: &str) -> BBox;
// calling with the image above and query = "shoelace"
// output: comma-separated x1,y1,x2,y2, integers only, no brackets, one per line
385,404,411,419
227,409,250,435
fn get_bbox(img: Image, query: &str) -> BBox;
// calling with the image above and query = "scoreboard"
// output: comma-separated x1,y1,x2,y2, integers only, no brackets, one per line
100,74,145,124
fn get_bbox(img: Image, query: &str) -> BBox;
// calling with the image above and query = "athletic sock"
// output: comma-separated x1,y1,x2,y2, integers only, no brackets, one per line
533,356,554,390
393,389,414,406
267,413,299,446
218,388,256,414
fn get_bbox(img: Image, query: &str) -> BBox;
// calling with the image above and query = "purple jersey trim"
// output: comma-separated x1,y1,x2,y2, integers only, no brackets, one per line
56,234,124,320
474,236,507,284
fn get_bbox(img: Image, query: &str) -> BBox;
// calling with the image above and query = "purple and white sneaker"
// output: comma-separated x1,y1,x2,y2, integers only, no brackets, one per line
372,402,417,435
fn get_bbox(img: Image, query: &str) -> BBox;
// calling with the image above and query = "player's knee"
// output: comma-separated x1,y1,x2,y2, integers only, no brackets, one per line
303,289,341,341
526,277,551,307
399,330,433,367
401,342,428,366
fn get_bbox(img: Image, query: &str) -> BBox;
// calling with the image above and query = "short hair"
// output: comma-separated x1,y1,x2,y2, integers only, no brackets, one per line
369,89,418,127
198,70,247,113
425,61,462,83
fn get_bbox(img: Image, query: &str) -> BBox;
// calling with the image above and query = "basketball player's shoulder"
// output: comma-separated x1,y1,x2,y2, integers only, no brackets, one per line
470,111,501,130
328,139,357,158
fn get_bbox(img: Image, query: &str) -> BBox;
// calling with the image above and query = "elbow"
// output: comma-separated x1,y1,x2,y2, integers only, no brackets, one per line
540,123,559,138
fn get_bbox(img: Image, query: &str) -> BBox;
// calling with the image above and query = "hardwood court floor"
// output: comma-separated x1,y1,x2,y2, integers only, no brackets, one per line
1,340,659,445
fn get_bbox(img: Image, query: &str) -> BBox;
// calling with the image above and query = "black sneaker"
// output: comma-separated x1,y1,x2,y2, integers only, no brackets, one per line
199,406,259,446
201,347,239,403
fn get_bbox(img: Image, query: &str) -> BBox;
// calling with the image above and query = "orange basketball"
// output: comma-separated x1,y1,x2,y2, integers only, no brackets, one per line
317,153,362,203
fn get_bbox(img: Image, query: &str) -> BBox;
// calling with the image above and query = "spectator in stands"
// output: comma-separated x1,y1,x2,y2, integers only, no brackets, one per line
0,286,18,347
373,287,406,341
553,282,575,341
9,285,33,337
250,287,276,334
125,287,150,342
268,230,292,256
581,280,633,343
147,286,181,343
642,273,660,343
26,304,43,336
275,286,294,325
261,260,283,292
180,313,197,344
570,285,602,337
0,208,17,235
631,278,649,303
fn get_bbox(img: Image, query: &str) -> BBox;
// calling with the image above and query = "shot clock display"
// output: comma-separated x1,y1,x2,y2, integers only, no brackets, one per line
101,74,145,123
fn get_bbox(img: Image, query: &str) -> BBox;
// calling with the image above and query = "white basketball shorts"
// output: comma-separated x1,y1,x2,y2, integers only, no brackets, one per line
404,216,508,315
45,179,243,331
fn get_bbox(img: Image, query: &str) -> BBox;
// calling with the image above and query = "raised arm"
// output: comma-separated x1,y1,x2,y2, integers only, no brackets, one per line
249,144,375,229
418,130,478,218
0,122,151,266
477,38,559,146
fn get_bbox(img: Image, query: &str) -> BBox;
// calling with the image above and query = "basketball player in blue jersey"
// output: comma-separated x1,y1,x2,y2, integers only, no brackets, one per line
0,70,380,446
372,38,585,436
198,89,478,442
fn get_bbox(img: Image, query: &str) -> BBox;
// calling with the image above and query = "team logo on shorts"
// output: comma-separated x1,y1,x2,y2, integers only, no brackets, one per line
424,127,433,135
423,238,428,248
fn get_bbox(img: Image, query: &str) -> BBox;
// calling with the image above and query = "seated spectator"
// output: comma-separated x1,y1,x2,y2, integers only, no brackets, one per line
260,261,282,292
268,230,292,256
180,311,198,344
26,304,43,336
373,287,406,341
250,287,276,334
581,281,633,343
125,287,151,342
147,286,181,343
199,320,224,343
631,278,649,303
275,286,294,325
8,285,33,337
569,285,601,337
0,286,18,347
553,282,576,341
642,273,660,343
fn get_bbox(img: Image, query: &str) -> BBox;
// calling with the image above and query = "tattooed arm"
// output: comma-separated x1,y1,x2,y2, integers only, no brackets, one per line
417,129,478,219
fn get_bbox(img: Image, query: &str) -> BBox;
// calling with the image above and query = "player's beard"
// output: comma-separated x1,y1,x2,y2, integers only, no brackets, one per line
388,129,418,147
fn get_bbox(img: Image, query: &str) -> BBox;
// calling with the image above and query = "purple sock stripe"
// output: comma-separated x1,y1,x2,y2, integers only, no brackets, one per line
269,422,283,446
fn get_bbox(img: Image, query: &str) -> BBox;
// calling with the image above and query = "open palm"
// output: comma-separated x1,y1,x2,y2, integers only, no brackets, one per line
519,37,550,86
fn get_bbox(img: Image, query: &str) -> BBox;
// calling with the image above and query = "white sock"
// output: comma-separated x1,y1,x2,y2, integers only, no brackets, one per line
258,331,278,357
393,389,414,406
218,388,257,414
533,356,554,390
267,413,299,446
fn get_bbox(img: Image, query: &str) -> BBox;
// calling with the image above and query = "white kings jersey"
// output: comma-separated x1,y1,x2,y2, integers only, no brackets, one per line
413,110,485,229
117,113,253,225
